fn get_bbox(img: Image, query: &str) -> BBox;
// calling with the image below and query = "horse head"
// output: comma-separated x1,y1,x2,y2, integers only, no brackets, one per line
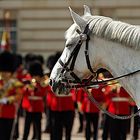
50,5,96,94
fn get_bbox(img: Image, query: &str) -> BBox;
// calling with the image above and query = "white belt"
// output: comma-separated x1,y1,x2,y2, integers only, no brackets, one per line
112,97,129,102
56,94,72,97
28,96,43,100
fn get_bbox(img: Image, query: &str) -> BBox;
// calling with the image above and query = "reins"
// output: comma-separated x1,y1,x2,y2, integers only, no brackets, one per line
58,23,140,119
62,69,140,89
84,87,140,120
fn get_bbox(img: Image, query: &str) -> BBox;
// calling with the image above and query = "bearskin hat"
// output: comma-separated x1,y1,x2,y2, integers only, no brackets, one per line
46,55,56,71
28,61,43,77
0,51,15,72
24,53,36,64
35,55,44,65
24,53,36,70
13,54,23,69
46,51,61,71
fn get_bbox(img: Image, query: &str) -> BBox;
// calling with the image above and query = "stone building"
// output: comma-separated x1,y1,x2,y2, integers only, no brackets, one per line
0,0,140,58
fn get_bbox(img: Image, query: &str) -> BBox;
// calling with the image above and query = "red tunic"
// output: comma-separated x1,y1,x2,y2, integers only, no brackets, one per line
76,88,85,103
102,84,114,107
22,82,47,112
0,80,23,118
107,87,131,115
50,90,75,112
82,86,105,113
16,66,30,82
69,88,77,103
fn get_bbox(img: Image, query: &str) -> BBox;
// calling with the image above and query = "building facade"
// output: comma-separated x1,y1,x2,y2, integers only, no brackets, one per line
0,0,140,57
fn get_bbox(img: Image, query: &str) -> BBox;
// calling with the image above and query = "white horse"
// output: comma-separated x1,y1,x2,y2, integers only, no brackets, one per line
50,5,140,109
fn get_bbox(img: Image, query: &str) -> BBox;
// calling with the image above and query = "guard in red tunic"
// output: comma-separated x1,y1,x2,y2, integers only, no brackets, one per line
0,51,23,140
71,88,85,133
44,82,53,133
44,52,62,134
50,89,75,140
22,61,47,140
13,54,30,139
129,102,139,140
81,86,104,140
101,82,115,140
105,85,132,140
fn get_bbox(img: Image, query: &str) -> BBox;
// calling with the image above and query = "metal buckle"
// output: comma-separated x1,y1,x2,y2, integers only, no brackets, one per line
80,34,87,41
85,50,89,56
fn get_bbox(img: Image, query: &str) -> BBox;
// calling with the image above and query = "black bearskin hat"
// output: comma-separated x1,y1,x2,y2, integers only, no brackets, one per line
35,55,44,65
14,54,23,70
46,55,56,71
0,51,15,72
24,53,36,63
24,53,36,70
46,52,61,71
28,61,43,77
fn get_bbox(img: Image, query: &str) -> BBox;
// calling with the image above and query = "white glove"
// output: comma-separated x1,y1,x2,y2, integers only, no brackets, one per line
0,97,8,104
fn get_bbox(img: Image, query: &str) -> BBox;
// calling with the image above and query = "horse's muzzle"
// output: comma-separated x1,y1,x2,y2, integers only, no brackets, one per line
49,79,57,93
49,79,69,95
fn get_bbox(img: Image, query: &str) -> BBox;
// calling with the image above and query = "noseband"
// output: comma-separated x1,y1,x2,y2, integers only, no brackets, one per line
59,24,97,87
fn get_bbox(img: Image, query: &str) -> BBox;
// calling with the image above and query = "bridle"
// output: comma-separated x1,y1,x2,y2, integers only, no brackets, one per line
59,23,97,87
58,23,140,89
58,22,140,119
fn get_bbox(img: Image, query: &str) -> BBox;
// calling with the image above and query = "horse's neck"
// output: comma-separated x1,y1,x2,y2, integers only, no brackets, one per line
91,37,140,107
91,37,140,75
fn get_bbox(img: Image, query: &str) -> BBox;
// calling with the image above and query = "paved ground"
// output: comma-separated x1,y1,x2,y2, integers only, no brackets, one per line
18,113,87,140
17,112,139,140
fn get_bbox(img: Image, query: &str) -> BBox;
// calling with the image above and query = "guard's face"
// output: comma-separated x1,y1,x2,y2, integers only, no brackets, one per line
1,71,12,81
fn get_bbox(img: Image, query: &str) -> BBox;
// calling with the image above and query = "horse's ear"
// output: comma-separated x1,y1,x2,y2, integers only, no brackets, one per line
69,7,87,31
84,5,91,16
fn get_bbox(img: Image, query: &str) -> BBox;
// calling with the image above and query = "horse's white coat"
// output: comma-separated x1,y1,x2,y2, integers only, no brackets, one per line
50,5,140,108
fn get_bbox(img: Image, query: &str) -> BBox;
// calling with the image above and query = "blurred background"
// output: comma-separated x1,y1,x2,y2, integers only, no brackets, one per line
0,0,140,59
0,1,140,140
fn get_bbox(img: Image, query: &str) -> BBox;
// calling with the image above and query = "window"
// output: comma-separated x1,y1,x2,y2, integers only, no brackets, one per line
0,19,17,52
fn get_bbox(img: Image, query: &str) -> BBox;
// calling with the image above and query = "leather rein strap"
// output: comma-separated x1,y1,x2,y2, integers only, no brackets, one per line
84,87,140,120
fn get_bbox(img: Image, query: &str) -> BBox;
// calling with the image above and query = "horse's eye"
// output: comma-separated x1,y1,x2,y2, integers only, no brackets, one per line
65,40,74,47
66,43,72,48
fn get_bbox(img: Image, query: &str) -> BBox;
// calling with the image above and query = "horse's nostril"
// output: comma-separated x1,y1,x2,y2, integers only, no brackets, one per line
51,85,56,93
49,79,53,86
49,79,57,93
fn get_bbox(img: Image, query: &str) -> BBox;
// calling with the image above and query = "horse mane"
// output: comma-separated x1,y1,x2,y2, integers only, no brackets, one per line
87,16,140,50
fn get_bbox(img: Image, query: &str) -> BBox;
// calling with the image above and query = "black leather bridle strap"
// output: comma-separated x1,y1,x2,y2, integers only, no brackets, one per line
85,35,95,74
59,23,96,84
69,42,81,71
59,59,82,82
59,41,81,74
59,39,83,83
83,23,96,76
68,23,90,71
66,41,82,66
59,20,99,82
